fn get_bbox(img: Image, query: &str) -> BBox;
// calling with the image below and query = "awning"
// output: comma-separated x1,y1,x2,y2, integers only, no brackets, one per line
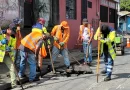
118,11,130,17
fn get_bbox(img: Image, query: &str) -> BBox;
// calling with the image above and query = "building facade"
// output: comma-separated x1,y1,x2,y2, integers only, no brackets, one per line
59,0,119,49
0,0,119,49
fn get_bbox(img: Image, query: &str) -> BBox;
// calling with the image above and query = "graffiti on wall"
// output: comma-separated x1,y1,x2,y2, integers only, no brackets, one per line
0,0,19,26
34,0,50,27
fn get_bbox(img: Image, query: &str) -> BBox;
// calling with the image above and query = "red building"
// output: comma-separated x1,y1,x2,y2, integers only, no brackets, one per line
58,0,119,49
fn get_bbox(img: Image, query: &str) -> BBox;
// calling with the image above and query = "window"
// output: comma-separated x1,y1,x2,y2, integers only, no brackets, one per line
109,8,115,23
100,5,108,22
88,1,92,8
81,0,87,21
66,0,76,19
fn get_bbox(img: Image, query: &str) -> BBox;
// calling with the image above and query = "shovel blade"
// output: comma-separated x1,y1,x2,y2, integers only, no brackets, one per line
73,64,92,73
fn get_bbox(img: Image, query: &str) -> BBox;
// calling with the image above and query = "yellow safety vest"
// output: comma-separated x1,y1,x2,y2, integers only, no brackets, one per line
94,27,116,60
0,34,16,62
32,27,51,45
32,27,47,34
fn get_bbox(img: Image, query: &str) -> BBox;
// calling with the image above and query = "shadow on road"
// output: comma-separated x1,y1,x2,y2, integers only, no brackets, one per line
112,73,130,80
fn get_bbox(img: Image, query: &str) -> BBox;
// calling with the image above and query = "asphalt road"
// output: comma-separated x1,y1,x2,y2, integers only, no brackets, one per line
12,48,130,90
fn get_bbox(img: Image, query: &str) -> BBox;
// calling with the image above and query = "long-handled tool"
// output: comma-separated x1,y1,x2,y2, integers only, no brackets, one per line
96,20,101,83
86,44,89,58
3,30,24,89
35,48,42,78
48,48,56,74
96,40,100,83
67,50,92,73
9,53,24,90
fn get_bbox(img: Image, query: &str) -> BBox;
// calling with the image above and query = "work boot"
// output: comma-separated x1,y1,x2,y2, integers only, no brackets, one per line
104,76,111,81
29,77,40,83
87,62,92,66
66,66,71,73
19,74,27,79
83,62,87,65
101,70,107,74
11,82,17,89
47,65,52,72
66,66,71,77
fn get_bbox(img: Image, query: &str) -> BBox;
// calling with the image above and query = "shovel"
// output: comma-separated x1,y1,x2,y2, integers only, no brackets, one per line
67,50,92,73
86,44,89,58
48,48,56,74
8,53,24,90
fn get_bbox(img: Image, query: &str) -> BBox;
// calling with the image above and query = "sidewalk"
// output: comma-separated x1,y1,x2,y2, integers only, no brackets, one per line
0,49,88,90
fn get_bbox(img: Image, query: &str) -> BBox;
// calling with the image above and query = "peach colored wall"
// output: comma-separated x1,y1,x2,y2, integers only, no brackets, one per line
87,0,99,23
59,0,117,49
87,0,100,48
59,0,81,49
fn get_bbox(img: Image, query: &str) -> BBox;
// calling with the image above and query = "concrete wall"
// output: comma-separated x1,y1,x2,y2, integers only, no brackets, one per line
0,0,19,25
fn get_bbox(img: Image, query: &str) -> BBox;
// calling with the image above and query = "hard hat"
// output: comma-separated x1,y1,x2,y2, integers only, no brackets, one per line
38,18,45,25
101,24,110,34
13,18,22,25
82,18,88,24
60,21,69,28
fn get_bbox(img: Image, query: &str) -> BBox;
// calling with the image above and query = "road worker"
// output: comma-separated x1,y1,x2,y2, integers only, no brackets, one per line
12,18,23,71
51,21,70,72
32,18,52,71
94,24,116,81
77,18,93,66
0,23,17,88
32,18,47,34
18,18,50,82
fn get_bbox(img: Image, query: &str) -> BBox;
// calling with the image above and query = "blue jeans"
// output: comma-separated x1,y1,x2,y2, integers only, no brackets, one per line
18,50,36,81
52,46,70,67
104,53,114,78
83,42,92,63
14,50,21,70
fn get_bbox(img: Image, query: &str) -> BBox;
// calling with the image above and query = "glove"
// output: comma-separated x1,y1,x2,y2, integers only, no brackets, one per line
6,46,11,52
13,18,22,25
59,42,64,46
1,38,8,44
54,36,58,41
100,38,110,43
0,30,7,35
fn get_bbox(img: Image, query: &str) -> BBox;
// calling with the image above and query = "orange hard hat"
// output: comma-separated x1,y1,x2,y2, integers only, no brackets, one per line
60,21,69,28
38,18,45,24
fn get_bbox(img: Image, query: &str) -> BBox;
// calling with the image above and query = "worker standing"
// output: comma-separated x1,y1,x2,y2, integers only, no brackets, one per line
32,18,51,48
18,18,49,82
77,18,93,66
13,18,23,71
0,23,17,88
51,21,70,72
94,24,116,81
32,18,52,71
18,31,48,82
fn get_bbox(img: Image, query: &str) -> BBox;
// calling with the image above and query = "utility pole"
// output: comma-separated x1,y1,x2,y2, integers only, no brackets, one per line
117,1,120,28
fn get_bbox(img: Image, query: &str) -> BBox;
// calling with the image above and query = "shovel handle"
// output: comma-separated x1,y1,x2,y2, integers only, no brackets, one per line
96,20,101,83
67,50,81,65
9,53,24,90
49,48,56,74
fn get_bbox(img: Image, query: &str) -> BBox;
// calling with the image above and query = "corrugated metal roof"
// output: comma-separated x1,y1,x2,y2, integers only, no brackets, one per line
113,0,120,3
118,11,130,17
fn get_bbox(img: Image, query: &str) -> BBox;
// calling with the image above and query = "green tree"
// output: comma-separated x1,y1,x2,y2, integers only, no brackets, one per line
120,0,130,11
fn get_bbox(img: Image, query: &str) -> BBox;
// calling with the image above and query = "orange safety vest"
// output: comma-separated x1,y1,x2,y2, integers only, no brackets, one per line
21,32,47,58
15,30,22,49
51,25,70,49
79,24,91,40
